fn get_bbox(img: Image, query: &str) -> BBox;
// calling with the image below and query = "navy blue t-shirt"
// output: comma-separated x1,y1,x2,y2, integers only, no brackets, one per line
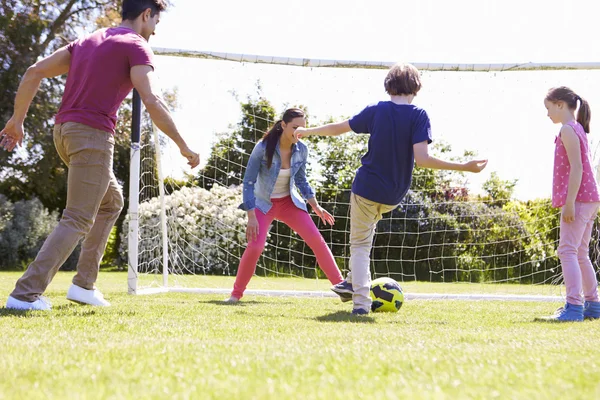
349,101,432,205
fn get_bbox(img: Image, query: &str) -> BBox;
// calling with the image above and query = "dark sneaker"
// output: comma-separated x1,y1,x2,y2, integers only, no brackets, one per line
352,308,369,316
331,280,353,303
584,301,600,319
535,303,584,322
337,292,352,303
331,280,353,294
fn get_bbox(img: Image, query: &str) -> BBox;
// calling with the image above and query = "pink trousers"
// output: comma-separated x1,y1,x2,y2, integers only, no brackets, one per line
558,202,600,306
232,196,343,299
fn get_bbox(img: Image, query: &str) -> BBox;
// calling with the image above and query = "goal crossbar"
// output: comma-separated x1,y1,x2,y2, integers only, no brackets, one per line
153,47,600,71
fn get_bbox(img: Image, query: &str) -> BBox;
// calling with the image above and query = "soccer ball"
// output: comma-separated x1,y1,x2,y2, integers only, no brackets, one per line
370,277,404,312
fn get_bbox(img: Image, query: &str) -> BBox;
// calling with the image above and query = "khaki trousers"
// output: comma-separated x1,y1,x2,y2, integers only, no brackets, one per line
11,122,123,302
347,193,397,311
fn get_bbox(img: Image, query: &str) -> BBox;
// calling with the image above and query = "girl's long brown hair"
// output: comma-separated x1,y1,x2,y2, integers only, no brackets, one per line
546,86,591,133
262,108,305,168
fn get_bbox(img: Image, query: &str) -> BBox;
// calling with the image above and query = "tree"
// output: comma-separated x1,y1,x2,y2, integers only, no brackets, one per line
0,1,181,268
196,95,276,190
0,194,59,270
482,171,517,208
0,1,122,210
0,1,125,269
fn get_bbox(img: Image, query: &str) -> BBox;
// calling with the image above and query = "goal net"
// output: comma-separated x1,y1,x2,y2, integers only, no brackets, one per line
125,48,600,301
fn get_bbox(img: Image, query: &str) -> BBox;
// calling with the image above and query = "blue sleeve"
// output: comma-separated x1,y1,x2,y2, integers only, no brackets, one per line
239,142,264,211
348,104,378,134
293,146,315,201
412,109,433,144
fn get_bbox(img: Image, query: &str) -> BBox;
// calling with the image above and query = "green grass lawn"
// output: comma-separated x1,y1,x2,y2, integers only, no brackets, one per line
1,271,599,400
141,273,565,297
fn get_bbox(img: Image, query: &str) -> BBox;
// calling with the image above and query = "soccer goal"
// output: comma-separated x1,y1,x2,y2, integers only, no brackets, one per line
126,47,600,301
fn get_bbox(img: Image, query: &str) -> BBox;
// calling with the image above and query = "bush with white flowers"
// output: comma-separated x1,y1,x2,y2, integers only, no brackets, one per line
121,184,247,274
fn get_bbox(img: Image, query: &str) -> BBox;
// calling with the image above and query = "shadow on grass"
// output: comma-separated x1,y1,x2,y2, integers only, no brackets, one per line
315,310,375,323
525,318,595,324
0,307,79,317
0,308,42,317
386,318,448,325
0,303,117,317
199,299,294,306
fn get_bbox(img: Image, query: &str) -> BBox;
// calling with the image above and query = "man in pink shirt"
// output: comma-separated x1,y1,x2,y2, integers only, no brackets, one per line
0,0,199,310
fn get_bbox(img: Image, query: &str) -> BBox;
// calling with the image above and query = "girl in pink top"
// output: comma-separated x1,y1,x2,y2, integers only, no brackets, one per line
537,86,600,322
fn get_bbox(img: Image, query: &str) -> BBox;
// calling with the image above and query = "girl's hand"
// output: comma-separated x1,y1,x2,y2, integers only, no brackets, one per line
562,203,576,223
312,205,335,226
246,215,259,242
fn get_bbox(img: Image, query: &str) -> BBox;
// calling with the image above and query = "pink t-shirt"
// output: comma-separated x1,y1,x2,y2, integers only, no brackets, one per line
552,120,600,207
55,27,154,133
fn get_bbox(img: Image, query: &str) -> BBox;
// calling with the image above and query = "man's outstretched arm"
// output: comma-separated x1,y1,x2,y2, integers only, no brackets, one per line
1,46,71,151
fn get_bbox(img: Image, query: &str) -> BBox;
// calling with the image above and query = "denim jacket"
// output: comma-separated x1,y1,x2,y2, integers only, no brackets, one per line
239,139,315,214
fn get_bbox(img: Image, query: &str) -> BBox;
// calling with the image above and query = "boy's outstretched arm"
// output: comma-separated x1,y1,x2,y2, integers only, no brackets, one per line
413,141,488,173
295,120,351,138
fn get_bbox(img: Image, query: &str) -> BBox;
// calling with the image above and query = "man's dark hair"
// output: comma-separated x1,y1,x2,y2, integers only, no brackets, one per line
122,0,167,20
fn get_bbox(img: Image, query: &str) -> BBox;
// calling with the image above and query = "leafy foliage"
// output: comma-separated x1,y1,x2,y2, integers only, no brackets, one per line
196,96,276,190
0,1,178,268
0,194,61,270
0,1,121,210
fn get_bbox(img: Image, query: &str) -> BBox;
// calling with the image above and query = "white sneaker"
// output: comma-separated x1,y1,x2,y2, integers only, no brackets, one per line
6,295,52,311
224,296,240,304
66,284,110,306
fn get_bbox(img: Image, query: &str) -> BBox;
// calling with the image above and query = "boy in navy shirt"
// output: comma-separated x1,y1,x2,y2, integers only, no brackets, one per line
296,63,487,314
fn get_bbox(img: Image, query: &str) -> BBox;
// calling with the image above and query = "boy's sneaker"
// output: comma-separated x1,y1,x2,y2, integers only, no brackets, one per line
352,308,369,316
331,280,353,302
6,295,52,311
66,284,110,307
535,303,584,322
584,301,600,320
335,292,352,303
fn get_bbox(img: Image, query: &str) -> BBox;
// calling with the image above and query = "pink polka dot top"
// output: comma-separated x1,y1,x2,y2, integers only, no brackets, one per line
552,120,600,208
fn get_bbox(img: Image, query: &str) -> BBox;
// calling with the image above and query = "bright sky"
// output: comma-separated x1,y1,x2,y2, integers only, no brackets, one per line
143,0,600,200
151,0,600,63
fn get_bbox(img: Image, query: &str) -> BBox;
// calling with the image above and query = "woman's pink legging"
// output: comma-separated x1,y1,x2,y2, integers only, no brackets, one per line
232,196,344,299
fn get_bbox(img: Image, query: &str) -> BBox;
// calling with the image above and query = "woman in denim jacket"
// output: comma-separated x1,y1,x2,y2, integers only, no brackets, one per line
226,108,345,303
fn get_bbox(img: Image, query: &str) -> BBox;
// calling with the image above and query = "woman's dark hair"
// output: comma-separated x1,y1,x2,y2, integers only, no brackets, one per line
122,0,167,20
262,108,305,168
546,86,591,133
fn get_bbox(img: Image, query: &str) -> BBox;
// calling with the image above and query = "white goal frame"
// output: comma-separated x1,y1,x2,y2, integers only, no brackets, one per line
127,47,600,301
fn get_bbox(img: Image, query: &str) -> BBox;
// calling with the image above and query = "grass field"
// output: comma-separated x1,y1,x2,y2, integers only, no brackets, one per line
137,273,566,297
1,271,600,400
